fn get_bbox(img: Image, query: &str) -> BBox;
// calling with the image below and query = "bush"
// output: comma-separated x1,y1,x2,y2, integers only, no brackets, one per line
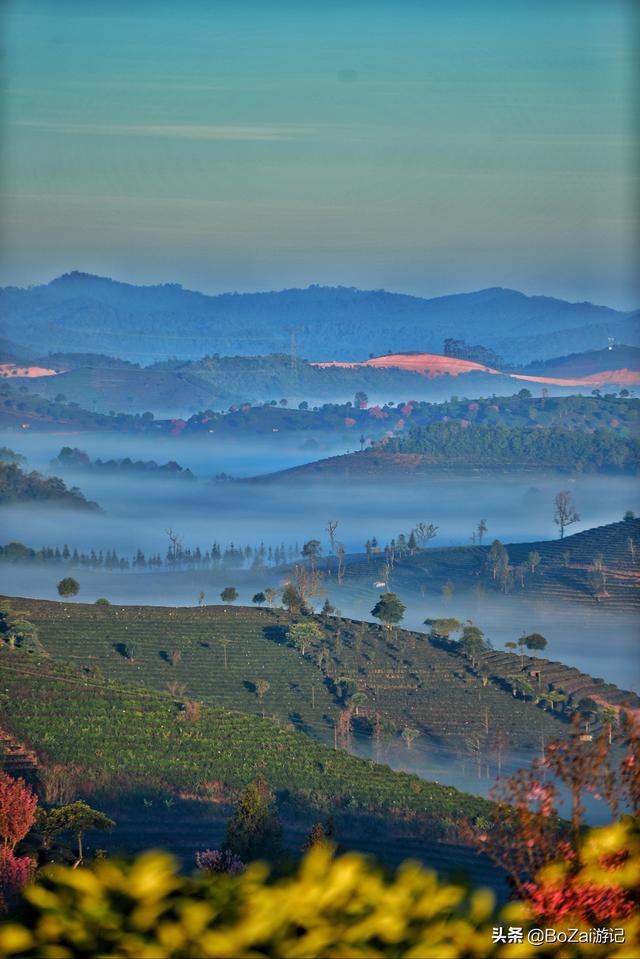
56,577,79,598
1,828,638,956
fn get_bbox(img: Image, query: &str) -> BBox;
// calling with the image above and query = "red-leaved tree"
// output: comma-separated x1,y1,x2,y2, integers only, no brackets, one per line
0,847,34,911
0,770,38,851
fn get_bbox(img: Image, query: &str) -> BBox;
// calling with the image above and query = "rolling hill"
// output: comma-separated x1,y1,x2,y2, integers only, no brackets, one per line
2,272,637,365
338,518,640,610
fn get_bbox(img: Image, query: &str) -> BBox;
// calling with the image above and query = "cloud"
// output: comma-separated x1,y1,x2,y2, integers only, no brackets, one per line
13,121,308,141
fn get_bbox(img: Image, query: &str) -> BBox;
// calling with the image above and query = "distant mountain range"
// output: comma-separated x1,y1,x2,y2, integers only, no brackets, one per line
1,272,637,365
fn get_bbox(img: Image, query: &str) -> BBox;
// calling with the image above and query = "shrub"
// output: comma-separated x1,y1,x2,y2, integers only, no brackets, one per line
0,848,33,913
56,577,79,598
0,832,638,956
195,849,245,876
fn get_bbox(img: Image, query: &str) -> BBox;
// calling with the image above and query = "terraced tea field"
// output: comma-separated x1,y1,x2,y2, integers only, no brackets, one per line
6,600,337,741
342,518,640,609
0,654,491,833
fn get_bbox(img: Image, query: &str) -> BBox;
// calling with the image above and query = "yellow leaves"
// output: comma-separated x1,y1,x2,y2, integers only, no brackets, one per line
580,817,640,889
0,925,32,954
1,825,639,958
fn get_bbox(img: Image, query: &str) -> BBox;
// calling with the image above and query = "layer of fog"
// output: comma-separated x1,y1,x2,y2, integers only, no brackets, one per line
2,430,638,685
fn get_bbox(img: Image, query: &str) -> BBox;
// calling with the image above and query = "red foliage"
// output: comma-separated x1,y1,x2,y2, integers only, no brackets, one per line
343,417,356,427
368,405,386,419
0,847,33,911
0,771,38,851
522,876,635,925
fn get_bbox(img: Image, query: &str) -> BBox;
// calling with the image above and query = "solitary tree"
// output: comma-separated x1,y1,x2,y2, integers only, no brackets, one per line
371,592,406,631
528,551,541,574
425,617,461,640
349,692,368,716
255,679,270,705
414,522,438,547
523,632,548,657
575,697,598,734
223,776,283,862
458,624,485,668
401,727,420,750
486,540,509,582
264,587,278,608
252,592,266,607
554,490,579,539
301,540,322,570
220,586,238,604
0,771,38,851
44,801,114,863
281,583,306,615
477,519,488,544
288,621,323,656
57,577,79,598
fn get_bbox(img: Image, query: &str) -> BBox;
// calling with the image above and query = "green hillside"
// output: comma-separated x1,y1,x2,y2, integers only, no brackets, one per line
0,653,491,835
3,600,338,741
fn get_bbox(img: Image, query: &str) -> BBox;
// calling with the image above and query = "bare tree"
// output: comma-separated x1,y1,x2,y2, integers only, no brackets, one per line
554,490,579,539
414,522,438,547
477,519,488,544
264,587,278,608
326,520,338,553
289,564,325,607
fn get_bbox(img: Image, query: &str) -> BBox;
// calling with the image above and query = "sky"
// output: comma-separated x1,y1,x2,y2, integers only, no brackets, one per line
1,0,638,307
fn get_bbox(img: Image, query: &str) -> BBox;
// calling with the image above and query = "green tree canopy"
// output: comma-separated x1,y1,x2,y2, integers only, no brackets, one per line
45,801,114,861
57,577,80,598
371,593,406,628
223,776,283,863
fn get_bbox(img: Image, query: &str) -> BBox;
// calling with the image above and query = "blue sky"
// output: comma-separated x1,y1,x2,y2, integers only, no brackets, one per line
1,0,637,307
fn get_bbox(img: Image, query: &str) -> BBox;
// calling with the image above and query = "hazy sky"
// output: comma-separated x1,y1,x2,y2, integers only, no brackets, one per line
1,0,638,307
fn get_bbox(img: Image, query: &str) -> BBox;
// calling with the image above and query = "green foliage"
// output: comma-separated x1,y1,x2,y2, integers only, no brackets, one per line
288,622,323,655
44,801,115,860
384,422,639,473
371,592,406,627
0,656,491,827
56,577,79,598
220,587,238,604
281,583,305,614
0,463,98,509
425,617,461,639
223,776,283,862
523,633,548,655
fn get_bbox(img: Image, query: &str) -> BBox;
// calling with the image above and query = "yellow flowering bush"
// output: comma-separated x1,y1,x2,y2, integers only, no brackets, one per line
0,821,637,958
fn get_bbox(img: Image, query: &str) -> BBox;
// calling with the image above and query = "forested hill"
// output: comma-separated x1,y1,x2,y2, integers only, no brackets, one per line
383,423,639,472
2,272,637,364
0,462,99,509
254,424,639,480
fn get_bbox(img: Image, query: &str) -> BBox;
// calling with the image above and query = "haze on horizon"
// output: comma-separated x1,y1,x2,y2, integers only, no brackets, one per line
1,0,638,309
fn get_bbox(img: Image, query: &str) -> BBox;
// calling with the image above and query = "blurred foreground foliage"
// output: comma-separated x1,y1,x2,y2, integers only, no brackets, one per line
0,819,638,959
